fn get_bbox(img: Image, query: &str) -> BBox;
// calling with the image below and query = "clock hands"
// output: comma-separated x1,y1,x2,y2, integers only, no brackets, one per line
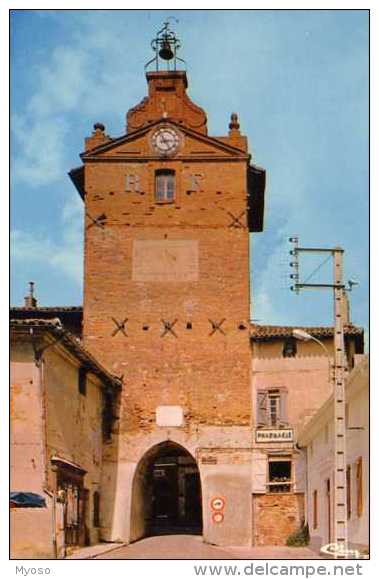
151,127,180,155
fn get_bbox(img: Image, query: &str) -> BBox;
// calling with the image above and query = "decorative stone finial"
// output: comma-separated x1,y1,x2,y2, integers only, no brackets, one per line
93,122,105,132
229,113,240,131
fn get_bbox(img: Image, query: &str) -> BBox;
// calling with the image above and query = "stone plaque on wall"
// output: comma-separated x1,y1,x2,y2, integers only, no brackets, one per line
156,406,184,427
132,240,199,282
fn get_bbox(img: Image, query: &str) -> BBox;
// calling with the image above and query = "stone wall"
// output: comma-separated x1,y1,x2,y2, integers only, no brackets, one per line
252,493,305,546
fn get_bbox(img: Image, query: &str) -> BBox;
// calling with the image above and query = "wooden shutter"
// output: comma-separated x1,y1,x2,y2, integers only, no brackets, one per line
256,390,268,426
356,457,363,517
313,490,318,529
346,465,351,520
279,389,288,426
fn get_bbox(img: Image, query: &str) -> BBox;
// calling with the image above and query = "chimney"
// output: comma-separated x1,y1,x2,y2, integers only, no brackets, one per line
24,281,37,308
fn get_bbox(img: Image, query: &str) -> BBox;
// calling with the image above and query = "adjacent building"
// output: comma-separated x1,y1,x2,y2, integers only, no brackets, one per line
297,355,368,553
10,316,121,558
250,324,363,546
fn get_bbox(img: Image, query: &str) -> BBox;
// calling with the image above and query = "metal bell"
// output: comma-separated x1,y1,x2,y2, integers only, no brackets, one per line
159,41,174,61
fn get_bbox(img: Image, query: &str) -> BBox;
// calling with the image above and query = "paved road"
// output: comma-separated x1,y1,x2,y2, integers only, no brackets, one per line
95,535,321,559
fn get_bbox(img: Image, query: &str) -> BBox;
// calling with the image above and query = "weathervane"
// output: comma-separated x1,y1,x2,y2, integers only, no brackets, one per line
145,19,186,71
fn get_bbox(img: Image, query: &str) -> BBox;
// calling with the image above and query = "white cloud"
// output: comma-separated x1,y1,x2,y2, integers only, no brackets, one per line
12,15,142,188
11,195,83,285
12,113,69,186
28,46,90,118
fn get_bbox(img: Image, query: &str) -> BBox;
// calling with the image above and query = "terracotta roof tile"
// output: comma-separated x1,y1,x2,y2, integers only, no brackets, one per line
250,323,363,340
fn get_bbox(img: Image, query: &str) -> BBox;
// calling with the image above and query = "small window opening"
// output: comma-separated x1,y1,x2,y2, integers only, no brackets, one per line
78,367,87,396
155,170,175,203
268,459,292,493
283,337,297,357
143,325,149,331
186,322,192,330
238,323,247,330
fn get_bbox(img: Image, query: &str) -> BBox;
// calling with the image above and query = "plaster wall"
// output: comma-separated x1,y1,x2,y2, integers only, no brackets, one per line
252,339,333,433
302,357,368,551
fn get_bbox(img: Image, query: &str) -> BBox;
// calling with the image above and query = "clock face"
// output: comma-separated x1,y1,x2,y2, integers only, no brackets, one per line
151,127,181,156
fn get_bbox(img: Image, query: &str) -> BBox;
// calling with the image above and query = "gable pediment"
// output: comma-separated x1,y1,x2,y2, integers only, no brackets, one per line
81,121,248,161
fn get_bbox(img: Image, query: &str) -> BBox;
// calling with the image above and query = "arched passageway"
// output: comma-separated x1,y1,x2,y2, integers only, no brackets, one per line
131,442,202,541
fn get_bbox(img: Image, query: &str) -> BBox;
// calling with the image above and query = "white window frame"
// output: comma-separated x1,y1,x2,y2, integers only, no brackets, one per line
266,456,293,493
155,170,175,203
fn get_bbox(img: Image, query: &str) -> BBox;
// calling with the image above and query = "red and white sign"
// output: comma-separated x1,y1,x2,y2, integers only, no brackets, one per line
210,496,225,511
212,512,224,524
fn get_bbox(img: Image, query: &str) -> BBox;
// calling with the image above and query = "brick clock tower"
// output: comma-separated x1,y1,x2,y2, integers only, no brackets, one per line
69,23,265,547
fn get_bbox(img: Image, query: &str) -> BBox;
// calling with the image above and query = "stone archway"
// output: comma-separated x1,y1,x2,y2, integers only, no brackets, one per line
130,441,202,542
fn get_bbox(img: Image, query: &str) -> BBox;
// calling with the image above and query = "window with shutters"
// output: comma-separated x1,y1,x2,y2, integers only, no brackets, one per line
155,169,175,203
256,388,288,428
267,457,292,493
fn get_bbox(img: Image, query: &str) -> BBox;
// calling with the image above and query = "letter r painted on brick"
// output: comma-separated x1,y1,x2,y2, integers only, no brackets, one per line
126,174,141,192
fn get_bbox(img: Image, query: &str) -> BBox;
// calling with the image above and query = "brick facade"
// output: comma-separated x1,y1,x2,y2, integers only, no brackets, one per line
253,493,305,546
82,72,254,431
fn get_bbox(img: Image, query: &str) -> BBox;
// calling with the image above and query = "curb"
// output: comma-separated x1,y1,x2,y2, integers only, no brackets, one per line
66,542,127,559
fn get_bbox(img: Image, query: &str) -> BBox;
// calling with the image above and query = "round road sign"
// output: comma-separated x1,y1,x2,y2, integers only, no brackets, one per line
212,511,224,524
210,496,225,511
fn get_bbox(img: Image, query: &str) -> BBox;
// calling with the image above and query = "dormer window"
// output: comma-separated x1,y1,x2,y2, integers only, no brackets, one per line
155,170,175,203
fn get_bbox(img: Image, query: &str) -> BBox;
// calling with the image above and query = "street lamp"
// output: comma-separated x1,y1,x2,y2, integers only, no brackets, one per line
292,329,333,382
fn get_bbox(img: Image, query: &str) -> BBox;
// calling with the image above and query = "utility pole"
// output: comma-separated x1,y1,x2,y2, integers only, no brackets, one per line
289,237,349,558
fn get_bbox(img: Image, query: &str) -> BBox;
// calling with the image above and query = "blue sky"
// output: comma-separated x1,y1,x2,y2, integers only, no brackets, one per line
10,9,369,334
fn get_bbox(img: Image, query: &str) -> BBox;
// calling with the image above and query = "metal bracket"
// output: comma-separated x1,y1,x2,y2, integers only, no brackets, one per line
226,210,246,229
209,318,226,336
111,317,128,337
86,212,107,229
161,319,178,338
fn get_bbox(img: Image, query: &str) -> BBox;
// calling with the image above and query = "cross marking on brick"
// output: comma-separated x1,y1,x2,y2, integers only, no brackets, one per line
161,319,178,338
209,318,226,336
86,211,107,229
111,317,128,337
226,210,246,229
